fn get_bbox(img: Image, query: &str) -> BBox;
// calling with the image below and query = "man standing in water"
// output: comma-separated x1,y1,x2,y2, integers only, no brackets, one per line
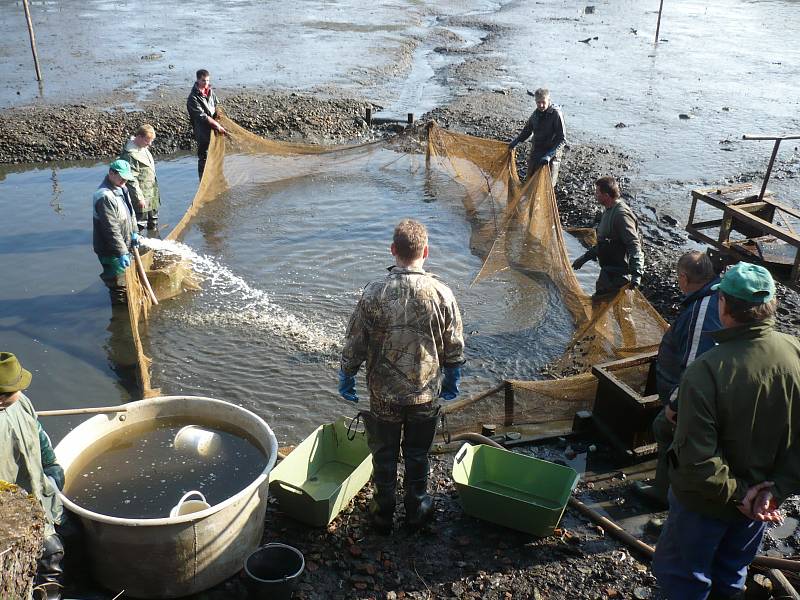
187,69,226,179
92,159,139,305
339,219,465,533
508,88,567,186
571,176,644,299
120,124,161,232
0,352,66,600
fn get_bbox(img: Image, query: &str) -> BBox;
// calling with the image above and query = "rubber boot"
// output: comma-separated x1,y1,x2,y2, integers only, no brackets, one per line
362,412,402,534
33,534,64,600
401,412,439,530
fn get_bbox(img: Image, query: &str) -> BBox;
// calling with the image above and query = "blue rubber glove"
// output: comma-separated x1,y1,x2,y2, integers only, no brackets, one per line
338,369,358,403
439,366,462,401
119,253,132,270
131,231,140,248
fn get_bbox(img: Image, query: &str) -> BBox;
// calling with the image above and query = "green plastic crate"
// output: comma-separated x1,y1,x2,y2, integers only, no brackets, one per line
269,417,372,527
452,443,579,537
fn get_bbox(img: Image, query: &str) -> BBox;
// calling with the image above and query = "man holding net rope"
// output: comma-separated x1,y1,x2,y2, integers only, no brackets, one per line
338,219,465,534
571,176,644,300
187,69,227,179
507,87,567,186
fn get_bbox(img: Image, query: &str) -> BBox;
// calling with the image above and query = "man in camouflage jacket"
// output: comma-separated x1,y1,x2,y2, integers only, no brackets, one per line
339,219,465,533
120,124,161,231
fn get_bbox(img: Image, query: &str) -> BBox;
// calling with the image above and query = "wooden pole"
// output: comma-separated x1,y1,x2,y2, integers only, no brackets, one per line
21,0,43,82
133,247,159,305
37,406,128,417
654,0,665,44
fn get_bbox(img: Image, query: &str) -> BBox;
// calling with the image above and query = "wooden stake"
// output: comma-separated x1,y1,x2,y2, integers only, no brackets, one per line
133,247,158,305
655,0,665,44
22,0,43,82
37,406,128,417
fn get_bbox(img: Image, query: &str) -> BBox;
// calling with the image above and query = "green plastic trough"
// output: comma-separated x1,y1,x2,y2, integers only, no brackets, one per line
452,443,579,537
269,417,372,527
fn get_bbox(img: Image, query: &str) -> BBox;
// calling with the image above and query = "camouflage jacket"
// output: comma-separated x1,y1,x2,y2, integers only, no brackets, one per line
341,266,465,410
120,138,161,214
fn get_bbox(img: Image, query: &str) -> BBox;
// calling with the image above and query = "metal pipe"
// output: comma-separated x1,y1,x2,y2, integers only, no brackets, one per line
37,406,128,417
741,134,800,202
768,568,800,599
22,0,43,82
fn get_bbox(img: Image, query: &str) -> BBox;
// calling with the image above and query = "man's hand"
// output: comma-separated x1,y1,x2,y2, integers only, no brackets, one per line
439,365,462,401
119,253,132,270
217,125,228,136
665,405,677,424
508,141,517,151
737,481,782,522
629,278,641,290
338,369,358,403
572,255,588,270
539,156,551,165
131,232,140,248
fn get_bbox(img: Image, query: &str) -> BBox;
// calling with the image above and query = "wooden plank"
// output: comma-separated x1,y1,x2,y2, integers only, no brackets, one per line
727,204,800,246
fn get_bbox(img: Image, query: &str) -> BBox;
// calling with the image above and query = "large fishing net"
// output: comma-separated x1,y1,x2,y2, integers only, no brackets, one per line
125,113,667,432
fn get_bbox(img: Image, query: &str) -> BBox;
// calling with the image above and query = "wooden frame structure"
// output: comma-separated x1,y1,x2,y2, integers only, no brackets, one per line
591,352,660,458
686,183,800,292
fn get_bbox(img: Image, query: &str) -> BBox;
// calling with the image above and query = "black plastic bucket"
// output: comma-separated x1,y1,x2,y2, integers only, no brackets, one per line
244,543,305,599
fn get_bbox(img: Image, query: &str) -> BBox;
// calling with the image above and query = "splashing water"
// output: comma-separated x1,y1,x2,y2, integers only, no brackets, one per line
140,238,345,356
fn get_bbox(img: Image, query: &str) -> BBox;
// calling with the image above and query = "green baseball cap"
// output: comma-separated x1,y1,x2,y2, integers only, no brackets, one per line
712,262,775,303
0,352,32,393
109,159,135,181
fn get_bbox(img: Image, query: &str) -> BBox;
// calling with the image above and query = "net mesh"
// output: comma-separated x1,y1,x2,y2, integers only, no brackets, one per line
124,115,667,427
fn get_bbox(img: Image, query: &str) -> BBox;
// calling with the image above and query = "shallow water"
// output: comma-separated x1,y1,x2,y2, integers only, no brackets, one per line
64,418,266,519
1,150,593,444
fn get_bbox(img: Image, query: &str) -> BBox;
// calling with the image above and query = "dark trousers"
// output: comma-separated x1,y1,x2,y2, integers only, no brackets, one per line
652,407,675,499
653,490,765,600
134,209,159,231
97,256,127,305
362,403,439,523
196,130,211,180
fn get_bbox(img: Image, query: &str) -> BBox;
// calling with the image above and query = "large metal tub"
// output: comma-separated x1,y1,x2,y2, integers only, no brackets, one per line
55,396,278,599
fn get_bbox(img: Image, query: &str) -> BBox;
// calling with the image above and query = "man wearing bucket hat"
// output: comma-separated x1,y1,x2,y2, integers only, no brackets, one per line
0,353,66,600
92,159,139,305
339,219,465,533
653,263,800,600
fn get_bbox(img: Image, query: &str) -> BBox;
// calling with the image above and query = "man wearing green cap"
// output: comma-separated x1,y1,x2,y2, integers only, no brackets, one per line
92,159,139,304
0,352,66,599
653,262,800,600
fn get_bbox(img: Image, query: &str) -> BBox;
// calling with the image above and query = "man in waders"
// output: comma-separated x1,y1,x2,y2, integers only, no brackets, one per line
92,159,139,305
339,219,465,533
186,69,226,180
634,251,721,507
653,263,800,600
571,176,644,299
507,87,567,186
120,124,161,232
0,353,66,600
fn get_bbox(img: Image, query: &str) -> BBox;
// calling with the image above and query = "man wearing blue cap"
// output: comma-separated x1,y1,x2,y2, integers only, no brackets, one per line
92,159,139,304
653,262,800,600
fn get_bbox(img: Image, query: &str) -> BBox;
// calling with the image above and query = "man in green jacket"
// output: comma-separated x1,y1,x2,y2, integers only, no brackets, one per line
120,124,161,231
571,176,644,299
0,352,66,600
653,263,800,600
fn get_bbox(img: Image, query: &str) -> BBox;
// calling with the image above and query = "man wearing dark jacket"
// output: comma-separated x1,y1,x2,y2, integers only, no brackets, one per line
187,69,226,179
634,251,721,506
571,176,644,298
653,262,800,600
92,160,139,305
508,88,567,186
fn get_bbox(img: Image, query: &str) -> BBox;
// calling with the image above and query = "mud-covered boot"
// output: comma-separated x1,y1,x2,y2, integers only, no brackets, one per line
362,412,402,534
401,411,439,530
34,534,64,600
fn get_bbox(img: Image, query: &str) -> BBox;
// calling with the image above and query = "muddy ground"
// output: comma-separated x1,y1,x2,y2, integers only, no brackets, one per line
3,70,799,600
